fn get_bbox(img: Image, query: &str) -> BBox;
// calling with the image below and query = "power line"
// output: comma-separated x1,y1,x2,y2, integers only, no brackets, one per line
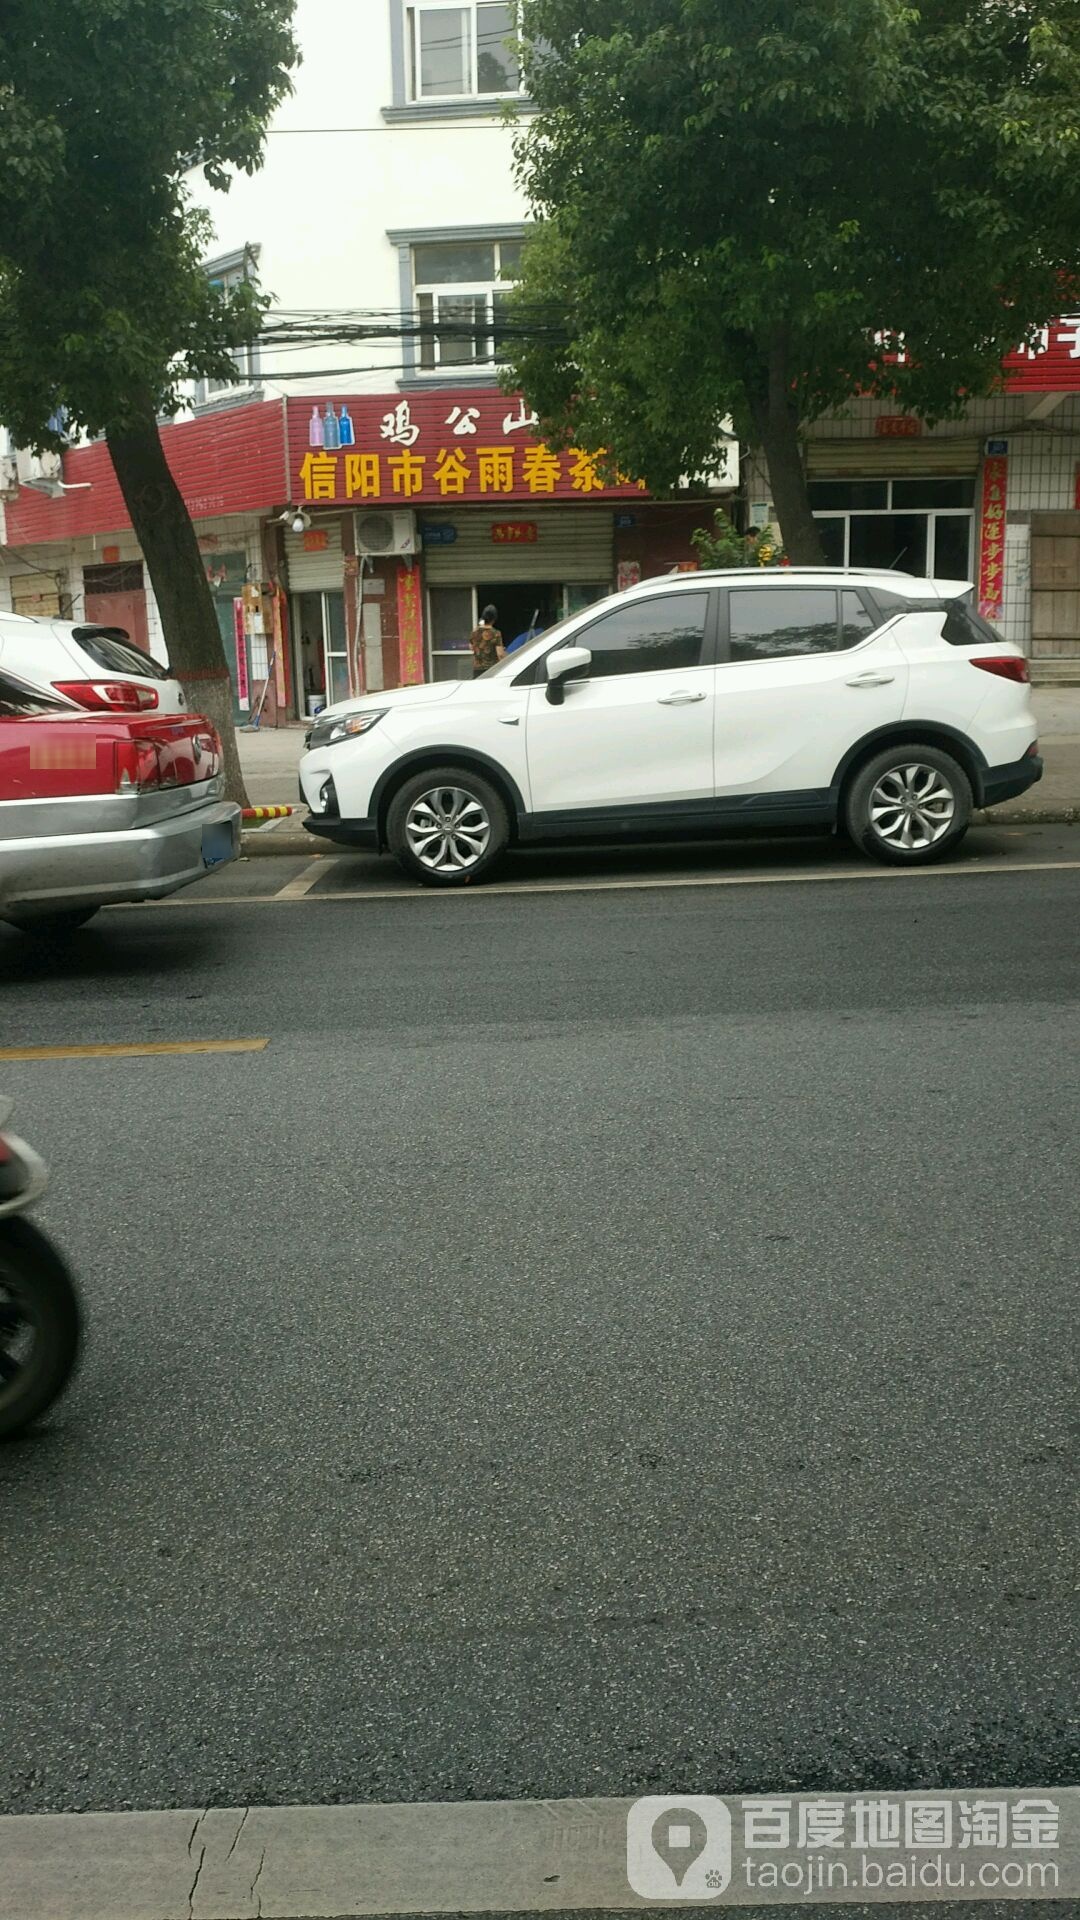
265,121,525,134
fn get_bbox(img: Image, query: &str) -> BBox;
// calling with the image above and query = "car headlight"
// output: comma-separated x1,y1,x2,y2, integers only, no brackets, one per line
308,708,388,749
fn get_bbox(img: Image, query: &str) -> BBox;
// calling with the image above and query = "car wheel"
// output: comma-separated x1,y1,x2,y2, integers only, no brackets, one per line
845,745,972,865
0,1217,82,1441
3,907,100,936
387,766,509,886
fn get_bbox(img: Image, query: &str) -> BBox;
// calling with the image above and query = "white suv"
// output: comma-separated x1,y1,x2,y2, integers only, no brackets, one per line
298,569,1042,885
0,612,187,715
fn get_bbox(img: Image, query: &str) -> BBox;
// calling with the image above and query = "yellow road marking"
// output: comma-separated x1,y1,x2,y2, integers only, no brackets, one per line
0,1038,268,1062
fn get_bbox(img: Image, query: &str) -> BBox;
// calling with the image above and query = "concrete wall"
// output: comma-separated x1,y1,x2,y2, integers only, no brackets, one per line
184,0,528,399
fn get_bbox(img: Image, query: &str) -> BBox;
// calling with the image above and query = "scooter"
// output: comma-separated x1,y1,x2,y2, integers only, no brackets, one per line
0,1100,81,1438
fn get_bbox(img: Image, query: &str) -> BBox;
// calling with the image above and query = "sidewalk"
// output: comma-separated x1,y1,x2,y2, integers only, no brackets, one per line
236,689,1080,850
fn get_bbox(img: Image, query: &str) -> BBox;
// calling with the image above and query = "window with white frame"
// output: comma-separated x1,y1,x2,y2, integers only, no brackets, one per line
193,250,260,407
406,3,521,100
414,236,523,370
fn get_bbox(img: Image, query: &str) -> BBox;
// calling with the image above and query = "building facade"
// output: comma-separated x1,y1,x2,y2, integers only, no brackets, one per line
2,1,1078,698
0,1,727,720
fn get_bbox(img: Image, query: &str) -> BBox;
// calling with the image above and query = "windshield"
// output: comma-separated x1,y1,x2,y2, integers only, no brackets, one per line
70,626,172,680
476,607,590,680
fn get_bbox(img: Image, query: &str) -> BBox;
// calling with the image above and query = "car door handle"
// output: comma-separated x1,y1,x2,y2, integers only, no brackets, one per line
498,715,520,726
846,672,895,687
658,690,707,705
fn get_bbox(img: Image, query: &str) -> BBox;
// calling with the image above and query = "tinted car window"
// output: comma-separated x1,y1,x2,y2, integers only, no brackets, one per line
941,599,1001,646
72,626,170,680
729,588,846,661
576,592,709,678
0,670,74,717
841,589,875,647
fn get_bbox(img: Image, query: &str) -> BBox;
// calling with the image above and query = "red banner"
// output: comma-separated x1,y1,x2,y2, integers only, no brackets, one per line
396,563,425,686
977,456,1007,621
288,392,643,509
232,598,250,710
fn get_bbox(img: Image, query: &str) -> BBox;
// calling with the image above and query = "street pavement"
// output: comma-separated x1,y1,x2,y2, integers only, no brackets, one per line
0,829,1077,1857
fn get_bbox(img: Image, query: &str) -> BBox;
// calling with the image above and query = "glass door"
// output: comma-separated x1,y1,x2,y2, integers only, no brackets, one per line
293,589,350,709
323,590,349,703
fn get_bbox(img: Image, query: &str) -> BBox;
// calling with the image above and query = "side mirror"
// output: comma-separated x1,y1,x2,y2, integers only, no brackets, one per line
545,645,592,706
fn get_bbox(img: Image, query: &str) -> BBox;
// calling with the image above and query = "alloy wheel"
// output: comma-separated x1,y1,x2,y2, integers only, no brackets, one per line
405,785,492,874
869,761,956,852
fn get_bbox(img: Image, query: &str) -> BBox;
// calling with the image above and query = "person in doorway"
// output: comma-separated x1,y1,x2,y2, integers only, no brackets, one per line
468,604,503,676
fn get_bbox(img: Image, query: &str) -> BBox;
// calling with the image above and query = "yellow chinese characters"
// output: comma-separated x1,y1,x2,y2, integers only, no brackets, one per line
389,450,425,498
433,447,470,495
569,448,604,494
299,452,338,502
477,447,515,494
521,445,561,493
344,453,381,499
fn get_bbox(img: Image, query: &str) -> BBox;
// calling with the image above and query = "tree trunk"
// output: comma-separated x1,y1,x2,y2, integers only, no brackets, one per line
105,401,249,806
747,341,825,566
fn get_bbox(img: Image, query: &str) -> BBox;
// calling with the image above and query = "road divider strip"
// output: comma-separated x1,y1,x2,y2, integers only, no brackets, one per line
0,1039,269,1062
0,1787,1075,1918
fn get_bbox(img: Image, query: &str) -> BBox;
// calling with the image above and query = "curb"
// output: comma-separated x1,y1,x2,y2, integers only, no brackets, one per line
239,808,1080,858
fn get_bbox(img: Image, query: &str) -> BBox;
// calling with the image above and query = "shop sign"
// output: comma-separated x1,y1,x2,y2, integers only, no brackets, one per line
977,454,1007,621
289,392,645,509
397,563,424,686
491,521,537,544
875,415,922,437
1003,315,1080,390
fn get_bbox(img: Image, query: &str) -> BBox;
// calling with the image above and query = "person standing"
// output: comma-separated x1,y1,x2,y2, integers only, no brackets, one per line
468,603,503,677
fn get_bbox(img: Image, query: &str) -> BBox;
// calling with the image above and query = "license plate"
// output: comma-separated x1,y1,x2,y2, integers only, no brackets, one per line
201,820,236,868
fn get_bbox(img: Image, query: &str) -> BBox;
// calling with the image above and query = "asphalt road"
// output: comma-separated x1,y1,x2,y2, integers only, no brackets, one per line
1,837,1078,1832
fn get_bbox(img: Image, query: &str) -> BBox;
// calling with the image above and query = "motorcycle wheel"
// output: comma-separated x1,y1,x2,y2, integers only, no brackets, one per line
0,1218,82,1439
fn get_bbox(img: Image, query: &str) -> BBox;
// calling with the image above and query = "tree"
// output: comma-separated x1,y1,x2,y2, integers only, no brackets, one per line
691,508,786,570
0,0,298,800
509,1,1080,563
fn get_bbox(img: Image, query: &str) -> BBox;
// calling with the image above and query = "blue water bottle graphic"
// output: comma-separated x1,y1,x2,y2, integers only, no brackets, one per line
338,405,355,448
308,406,324,449
323,403,340,450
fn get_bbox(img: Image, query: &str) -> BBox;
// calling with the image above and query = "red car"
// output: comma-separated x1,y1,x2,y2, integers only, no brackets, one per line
0,668,240,935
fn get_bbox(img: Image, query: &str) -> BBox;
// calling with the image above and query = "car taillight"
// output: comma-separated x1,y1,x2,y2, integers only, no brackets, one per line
970,655,1029,683
114,739,163,791
53,679,159,712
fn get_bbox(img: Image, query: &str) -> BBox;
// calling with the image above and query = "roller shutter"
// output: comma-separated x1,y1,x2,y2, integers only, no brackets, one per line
805,438,981,478
421,506,614,585
284,520,344,590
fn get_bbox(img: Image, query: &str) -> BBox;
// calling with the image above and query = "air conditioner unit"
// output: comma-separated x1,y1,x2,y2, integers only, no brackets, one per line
354,509,416,558
13,446,63,485
0,454,18,500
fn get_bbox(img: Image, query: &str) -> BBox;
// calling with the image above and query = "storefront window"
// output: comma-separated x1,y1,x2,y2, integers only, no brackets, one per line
810,477,973,579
